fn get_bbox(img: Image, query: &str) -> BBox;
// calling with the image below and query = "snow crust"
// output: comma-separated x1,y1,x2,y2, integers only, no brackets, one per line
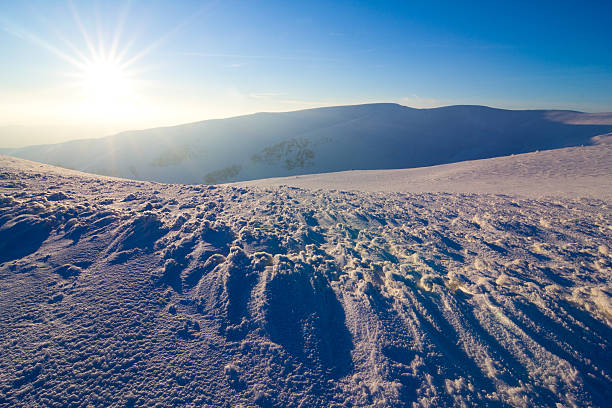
0,155,610,407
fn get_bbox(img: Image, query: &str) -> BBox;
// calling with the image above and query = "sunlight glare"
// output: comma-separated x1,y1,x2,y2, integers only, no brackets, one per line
79,58,131,107
3,1,213,127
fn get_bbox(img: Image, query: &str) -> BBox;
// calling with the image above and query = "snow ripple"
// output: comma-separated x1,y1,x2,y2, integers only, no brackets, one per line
0,157,610,407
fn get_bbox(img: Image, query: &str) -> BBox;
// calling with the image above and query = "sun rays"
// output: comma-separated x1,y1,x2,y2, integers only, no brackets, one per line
59,1,143,116
0,1,212,124
73,57,132,112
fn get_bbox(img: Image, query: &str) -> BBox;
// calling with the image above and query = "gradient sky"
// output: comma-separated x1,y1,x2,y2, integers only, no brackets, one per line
1,0,611,141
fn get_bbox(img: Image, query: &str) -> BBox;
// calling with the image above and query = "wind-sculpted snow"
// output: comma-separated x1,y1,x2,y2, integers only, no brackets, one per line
0,156,611,407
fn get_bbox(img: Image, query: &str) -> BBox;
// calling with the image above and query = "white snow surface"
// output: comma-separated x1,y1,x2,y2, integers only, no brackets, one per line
236,134,612,200
0,153,611,407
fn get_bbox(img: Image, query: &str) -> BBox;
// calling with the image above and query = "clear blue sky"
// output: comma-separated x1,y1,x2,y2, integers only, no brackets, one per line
1,0,611,139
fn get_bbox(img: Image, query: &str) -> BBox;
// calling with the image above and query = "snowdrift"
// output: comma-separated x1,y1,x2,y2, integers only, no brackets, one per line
3,104,612,184
0,154,610,407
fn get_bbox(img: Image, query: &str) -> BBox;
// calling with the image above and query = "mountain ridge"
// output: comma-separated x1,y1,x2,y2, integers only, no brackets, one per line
3,103,612,184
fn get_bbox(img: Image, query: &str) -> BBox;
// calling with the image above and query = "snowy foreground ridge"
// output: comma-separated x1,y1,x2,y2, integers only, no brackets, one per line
0,155,611,407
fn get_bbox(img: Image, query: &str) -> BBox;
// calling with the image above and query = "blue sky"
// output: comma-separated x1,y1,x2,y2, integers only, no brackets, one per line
1,0,611,139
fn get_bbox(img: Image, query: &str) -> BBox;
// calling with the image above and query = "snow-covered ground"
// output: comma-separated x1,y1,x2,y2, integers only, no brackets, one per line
236,134,612,200
0,152,610,407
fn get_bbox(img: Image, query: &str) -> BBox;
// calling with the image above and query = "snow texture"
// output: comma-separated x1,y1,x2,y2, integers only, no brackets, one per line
0,153,610,407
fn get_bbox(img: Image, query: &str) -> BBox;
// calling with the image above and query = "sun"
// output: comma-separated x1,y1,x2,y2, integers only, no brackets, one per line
76,57,133,109
10,1,203,123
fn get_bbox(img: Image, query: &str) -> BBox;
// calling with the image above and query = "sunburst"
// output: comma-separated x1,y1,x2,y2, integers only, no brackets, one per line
0,1,213,126
72,55,135,113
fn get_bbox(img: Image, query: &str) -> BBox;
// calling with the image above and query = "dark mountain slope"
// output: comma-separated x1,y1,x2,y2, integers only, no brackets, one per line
4,104,612,184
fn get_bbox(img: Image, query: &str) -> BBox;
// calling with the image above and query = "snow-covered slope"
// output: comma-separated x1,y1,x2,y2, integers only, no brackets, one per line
1,154,610,407
3,104,612,184
237,133,612,200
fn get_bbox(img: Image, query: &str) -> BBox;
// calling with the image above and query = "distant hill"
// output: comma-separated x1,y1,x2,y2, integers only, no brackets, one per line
3,103,612,184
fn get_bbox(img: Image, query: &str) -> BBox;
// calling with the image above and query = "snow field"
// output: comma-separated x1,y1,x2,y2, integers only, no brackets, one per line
0,156,610,407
